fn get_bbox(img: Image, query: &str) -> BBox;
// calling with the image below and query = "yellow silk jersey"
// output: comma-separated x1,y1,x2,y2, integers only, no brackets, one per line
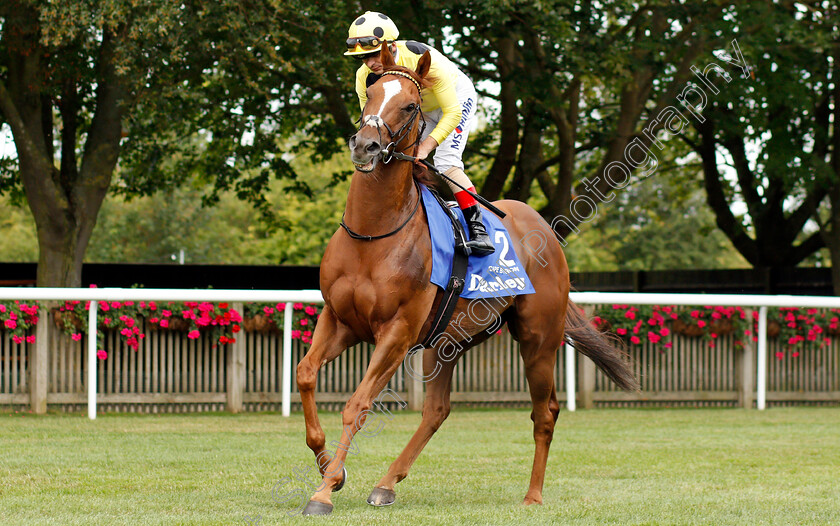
355,40,463,145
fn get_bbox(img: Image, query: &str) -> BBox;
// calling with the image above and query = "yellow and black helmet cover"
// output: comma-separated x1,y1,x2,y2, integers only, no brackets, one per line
345,11,399,56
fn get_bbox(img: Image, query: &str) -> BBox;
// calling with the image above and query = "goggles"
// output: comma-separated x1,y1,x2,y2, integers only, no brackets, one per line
347,36,384,53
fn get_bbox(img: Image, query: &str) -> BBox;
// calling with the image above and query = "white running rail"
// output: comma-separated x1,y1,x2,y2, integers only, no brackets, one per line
1,288,838,417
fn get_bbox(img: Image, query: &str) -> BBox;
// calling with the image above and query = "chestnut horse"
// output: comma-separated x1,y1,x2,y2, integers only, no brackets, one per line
296,44,638,516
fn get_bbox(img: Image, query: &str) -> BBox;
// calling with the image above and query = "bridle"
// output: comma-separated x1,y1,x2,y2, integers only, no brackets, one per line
341,70,426,241
356,70,426,164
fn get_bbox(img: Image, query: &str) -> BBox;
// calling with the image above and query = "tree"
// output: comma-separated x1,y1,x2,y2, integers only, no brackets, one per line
815,34,840,294
682,1,839,291
438,1,734,230
0,194,38,262
565,164,748,272
8,0,818,288
85,153,350,266
0,0,357,286
1,1,121,286
687,1,836,266
437,0,840,288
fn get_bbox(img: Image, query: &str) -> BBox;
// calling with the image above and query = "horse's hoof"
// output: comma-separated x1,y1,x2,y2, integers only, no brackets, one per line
302,500,333,516
367,487,396,507
333,467,348,492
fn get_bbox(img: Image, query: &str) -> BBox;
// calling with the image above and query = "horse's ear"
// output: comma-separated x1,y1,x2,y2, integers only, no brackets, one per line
416,51,431,79
380,42,396,68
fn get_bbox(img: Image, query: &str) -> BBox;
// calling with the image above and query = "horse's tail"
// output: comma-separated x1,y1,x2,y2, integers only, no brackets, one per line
564,300,639,391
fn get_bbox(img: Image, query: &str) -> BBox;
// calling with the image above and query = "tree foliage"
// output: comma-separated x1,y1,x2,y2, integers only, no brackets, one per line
2,152,746,271
435,1,734,221
84,153,349,266
566,166,748,272
0,0,357,286
687,1,839,275
2,0,836,287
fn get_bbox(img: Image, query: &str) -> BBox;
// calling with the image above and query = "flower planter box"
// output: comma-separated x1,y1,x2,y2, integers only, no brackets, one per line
708,319,735,336
671,318,705,337
242,314,280,334
52,309,84,331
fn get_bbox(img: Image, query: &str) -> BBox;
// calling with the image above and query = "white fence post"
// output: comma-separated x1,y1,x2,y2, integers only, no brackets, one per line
756,305,768,410
30,304,51,414
226,302,245,413
736,308,755,408
88,300,98,420
565,340,576,412
282,302,293,417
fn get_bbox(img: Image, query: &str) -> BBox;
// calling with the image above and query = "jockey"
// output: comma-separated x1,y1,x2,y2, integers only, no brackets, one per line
345,11,495,256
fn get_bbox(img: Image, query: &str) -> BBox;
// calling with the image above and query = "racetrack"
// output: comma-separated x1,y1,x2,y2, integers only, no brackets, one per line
2,407,839,525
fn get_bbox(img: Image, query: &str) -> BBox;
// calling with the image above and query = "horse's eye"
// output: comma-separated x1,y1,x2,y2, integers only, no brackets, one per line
404,103,416,112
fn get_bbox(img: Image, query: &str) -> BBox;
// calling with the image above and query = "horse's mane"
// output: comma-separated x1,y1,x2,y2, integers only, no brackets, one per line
378,64,437,188
411,162,438,188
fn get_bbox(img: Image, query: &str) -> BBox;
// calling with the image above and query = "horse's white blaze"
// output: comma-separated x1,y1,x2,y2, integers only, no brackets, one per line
374,79,402,119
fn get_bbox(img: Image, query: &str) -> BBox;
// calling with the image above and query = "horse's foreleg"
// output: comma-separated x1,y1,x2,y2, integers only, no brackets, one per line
303,330,414,514
369,347,459,506
296,307,359,476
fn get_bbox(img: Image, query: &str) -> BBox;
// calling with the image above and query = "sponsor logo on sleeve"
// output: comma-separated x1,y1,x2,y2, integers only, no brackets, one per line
451,97,474,149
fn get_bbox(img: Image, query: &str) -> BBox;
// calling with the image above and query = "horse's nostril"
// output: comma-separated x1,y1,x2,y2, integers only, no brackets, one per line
366,141,381,154
349,136,357,148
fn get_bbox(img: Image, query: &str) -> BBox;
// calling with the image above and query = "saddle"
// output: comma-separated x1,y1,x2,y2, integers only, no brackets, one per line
420,188,471,347
417,183,534,347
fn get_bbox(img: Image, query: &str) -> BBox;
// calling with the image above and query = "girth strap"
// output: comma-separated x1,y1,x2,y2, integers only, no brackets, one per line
421,189,471,348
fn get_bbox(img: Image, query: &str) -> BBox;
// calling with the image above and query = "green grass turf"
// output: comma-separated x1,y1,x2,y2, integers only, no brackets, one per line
1,407,839,525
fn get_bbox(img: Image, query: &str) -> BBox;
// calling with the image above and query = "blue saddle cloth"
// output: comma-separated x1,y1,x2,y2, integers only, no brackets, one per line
419,185,536,299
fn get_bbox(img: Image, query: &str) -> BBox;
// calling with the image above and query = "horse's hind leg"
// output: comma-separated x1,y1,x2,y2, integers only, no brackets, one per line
369,348,460,506
515,310,564,505
296,307,359,478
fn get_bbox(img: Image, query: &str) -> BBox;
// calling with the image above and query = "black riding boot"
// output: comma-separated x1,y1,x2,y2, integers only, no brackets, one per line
463,205,495,256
